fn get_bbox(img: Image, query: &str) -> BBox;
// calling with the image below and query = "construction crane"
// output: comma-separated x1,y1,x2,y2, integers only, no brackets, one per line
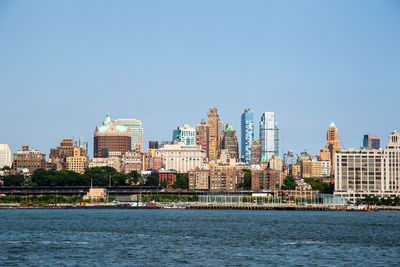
338,134,346,150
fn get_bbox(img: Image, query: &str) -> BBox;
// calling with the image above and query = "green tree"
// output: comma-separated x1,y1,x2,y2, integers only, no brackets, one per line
1,174,25,186
172,173,188,189
243,169,251,190
127,171,140,185
143,175,159,186
281,175,296,190
1,166,11,171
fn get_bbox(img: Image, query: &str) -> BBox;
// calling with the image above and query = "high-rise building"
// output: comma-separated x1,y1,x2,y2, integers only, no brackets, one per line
335,130,400,203
196,119,209,155
251,139,261,165
113,118,143,152
0,144,12,169
241,108,254,165
221,125,239,161
94,114,132,158
66,146,88,174
172,124,196,145
260,112,279,161
13,145,46,173
320,122,340,173
362,134,380,150
207,108,219,162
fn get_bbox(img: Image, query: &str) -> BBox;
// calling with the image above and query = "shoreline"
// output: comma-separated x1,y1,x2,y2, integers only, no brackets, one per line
1,203,400,211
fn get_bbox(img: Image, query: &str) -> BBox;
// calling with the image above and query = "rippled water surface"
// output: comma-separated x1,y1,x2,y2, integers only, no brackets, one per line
0,209,399,266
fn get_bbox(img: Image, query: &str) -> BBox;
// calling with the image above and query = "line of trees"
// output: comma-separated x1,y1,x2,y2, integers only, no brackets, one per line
0,167,189,189
356,196,400,206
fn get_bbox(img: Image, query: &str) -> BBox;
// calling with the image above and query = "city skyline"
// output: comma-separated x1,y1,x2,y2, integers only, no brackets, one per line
1,1,399,156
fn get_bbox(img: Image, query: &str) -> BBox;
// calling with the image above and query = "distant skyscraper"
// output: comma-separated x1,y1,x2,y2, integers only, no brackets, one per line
76,137,89,156
221,124,239,161
94,114,132,158
196,119,209,154
113,118,143,152
149,141,159,149
241,108,254,164
362,135,380,150
251,140,261,165
207,108,219,162
172,124,196,145
0,144,12,169
283,150,298,166
260,112,279,161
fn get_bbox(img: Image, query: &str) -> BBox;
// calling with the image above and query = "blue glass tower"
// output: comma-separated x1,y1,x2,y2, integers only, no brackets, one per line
241,108,255,164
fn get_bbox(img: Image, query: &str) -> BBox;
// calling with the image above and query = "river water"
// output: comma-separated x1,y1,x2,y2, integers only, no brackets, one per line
0,209,399,266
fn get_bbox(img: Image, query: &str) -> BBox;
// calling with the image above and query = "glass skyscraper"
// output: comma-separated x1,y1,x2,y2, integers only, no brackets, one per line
241,108,254,164
260,112,279,161
113,118,144,152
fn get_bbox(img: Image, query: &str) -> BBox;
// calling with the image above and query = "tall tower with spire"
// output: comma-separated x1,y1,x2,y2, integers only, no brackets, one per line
320,122,340,174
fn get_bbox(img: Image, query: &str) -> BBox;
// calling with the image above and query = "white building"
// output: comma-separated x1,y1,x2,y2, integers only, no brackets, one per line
172,124,196,145
113,118,143,152
155,142,205,173
334,130,400,203
260,112,279,161
0,144,12,169
89,157,122,173
321,161,331,177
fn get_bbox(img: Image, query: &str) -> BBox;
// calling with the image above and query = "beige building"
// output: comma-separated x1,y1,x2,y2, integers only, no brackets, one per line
188,169,210,190
335,130,400,203
292,162,301,178
268,155,282,171
66,147,88,174
207,108,219,162
301,160,322,178
0,144,12,169
89,157,122,172
84,188,107,201
155,142,205,173
320,122,341,173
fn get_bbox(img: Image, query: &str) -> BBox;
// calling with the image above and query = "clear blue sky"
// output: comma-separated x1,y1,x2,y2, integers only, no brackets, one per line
1,0,399,157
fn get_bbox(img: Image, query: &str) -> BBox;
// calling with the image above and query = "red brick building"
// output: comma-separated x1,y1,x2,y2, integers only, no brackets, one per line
94,114,132,158
158,170,177,186
196,119,209,155
251,169,282,191
13,145,46,173
122,151,142,174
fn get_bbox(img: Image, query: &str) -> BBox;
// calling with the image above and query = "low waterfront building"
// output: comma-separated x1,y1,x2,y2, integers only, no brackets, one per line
155,142,205,173
274,187,319,200
158,170,177,186
13,145,46,173
84,188,107,201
